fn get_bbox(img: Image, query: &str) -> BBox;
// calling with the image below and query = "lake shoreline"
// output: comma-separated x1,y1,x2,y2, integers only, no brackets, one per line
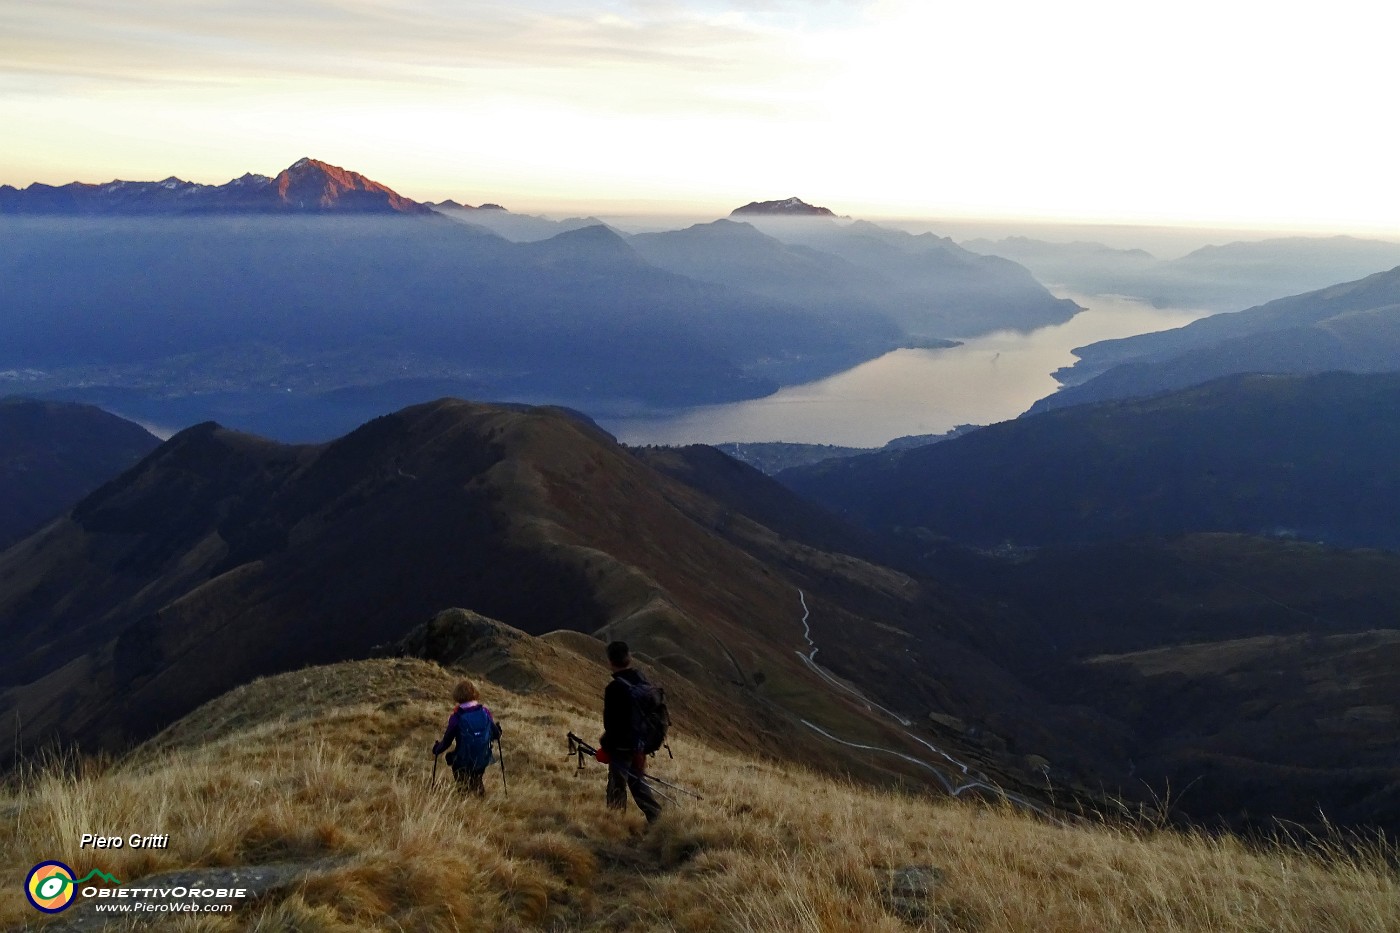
601,292,1209,448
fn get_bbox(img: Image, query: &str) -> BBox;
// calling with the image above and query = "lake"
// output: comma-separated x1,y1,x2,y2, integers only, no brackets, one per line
603,293,1207,448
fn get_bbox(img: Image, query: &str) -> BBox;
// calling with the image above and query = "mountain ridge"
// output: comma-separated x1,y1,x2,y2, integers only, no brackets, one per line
6,395,1400,835
964,233,1400,312
1035,265,1400,412
0,397,160,550
630,216,1080,340
731,196,836,217
781,370,1400,550
0,158,433,215
0,398,1090,809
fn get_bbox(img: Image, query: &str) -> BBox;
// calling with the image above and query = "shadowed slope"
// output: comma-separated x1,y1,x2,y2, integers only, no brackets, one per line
783,371,1400,549
0,398,160,549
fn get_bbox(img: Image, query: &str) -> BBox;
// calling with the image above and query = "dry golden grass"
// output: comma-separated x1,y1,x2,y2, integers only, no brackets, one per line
3,657,1396,932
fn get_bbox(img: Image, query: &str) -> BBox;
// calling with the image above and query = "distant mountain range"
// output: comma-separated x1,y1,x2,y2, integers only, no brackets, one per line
428,199,507,211
0,158,433,215
630,219,852,300
1035,265,1400,412
632,218,1081,339
964,233,1400,311
0,208,895,438
0,160,1079,439
432,202,610,242
782,370,1400,550
0,398,159,549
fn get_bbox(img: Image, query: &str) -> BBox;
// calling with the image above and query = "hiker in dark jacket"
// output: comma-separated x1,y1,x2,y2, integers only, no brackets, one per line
600,640,663,823
432,679,501,796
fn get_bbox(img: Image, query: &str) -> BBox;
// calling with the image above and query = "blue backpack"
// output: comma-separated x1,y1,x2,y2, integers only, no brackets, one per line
453,705,496,773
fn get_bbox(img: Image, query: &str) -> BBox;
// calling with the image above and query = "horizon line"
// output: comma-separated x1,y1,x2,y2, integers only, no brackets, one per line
3,163,1399,241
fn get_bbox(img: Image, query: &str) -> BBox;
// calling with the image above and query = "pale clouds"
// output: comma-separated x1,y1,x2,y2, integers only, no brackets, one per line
0,1,843,205
2,0,1398,229
0,1,816,100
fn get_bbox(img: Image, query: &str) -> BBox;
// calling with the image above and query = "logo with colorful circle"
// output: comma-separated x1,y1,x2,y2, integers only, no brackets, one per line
24,861,122,913
25,861,77,913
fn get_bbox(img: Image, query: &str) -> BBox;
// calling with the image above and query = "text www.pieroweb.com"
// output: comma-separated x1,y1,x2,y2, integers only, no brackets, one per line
93,902,234,914
83,885,246,914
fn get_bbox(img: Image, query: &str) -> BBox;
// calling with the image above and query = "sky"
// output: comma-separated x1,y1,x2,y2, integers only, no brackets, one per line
2,0,1398,232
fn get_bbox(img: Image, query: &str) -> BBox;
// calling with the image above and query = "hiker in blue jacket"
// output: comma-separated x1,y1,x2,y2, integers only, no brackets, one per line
432,679,502,795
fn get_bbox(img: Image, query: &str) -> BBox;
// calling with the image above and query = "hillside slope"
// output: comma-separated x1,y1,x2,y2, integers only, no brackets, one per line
3,640,1395,932
778,374,1400,832
9,397,1398,838
919,533,1400,833
0,400,1092,810
783,371,1400,549
0,398,159,549
1038,266,1400,412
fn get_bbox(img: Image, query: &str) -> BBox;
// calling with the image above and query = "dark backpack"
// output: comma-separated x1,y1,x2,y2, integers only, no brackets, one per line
627,680,671,755
453,705,497,773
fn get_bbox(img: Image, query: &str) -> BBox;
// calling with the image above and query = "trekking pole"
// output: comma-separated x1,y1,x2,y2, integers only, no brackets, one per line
431,753,439,788
567,732,597,772
640,771,703,800
642,782,680,806
497,738,508,796
567,731,701,800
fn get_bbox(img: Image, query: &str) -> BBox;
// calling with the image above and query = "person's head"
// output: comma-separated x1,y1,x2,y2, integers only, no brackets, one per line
606,640,631,671
452,679,480,704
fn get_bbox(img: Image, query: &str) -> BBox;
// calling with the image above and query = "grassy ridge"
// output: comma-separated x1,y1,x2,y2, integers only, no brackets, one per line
4,657,1396,932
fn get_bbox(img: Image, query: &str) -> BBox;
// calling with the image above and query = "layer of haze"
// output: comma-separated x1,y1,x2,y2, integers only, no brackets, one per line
3,0,1397,232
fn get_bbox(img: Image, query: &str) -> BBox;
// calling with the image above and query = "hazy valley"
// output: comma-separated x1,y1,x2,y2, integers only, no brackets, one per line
0,161,1076,444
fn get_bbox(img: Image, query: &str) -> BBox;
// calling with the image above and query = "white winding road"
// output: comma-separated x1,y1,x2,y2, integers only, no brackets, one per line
793,589,1059,821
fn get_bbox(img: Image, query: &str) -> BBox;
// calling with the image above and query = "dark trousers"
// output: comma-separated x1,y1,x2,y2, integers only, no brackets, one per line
454,768,485,796
606,751,662,822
